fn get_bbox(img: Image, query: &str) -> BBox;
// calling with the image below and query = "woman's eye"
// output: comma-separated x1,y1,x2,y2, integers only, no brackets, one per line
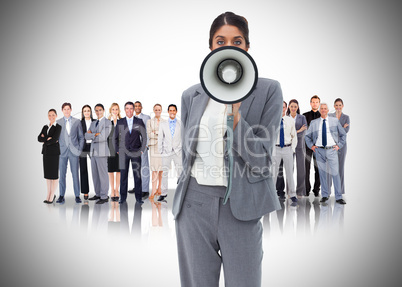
234,40,242,45
217,40,224,45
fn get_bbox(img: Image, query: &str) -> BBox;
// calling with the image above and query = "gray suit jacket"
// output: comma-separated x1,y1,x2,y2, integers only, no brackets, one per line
85,117,112,157
293,113,308,149
158,119,182,156
328,112,350,134
57,116,85,157
136,113,151,145
172,78,283,221
305,116,347,149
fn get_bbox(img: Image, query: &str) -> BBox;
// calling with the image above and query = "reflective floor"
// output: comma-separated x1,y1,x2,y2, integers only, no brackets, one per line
46,192,345,239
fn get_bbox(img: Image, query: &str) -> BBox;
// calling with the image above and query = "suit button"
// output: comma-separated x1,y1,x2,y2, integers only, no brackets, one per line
186,204,191,208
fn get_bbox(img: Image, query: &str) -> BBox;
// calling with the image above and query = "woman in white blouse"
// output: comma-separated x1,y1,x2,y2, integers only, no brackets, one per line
147,104,166,199
173,12,283,287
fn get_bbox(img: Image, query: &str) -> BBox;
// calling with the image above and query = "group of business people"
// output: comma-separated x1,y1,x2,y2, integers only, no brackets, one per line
273,95,350,205
38,101,183,205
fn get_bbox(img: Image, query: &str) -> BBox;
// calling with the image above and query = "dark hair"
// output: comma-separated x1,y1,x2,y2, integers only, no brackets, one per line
334,98,344,105
61,102,72,110
48,109,57,115
286,99,300,115
134,101,142,107
94,103,104,110
310,95,320,102
81,105,93,120
124,101,135,108
283,101,288,108
209,12,250,49
168,104,177,111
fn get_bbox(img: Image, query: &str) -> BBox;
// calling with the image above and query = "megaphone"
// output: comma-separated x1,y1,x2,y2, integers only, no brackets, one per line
199,46,259,205
200,46,258,104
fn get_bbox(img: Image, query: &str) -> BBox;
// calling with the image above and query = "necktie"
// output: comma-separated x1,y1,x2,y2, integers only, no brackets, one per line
95,120,99,127
129,119,132,134
322,119,327,147
66,119,70,135
280,118,285,148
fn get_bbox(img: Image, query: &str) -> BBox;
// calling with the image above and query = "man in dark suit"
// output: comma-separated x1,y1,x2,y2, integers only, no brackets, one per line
302,95,321,197
114,101,147,204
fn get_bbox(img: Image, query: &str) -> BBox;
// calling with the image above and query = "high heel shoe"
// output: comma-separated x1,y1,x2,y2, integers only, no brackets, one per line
47,195,56,204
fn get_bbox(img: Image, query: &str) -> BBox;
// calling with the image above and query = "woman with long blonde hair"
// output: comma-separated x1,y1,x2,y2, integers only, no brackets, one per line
108,103,121,201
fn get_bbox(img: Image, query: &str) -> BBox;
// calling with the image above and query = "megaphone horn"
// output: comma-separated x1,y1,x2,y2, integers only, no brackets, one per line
200,46,258,104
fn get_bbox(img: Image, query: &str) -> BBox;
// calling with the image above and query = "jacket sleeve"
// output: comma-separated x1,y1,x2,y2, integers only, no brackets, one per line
114,122,120,154
77,121,85,152
85,122,96,141
139,120,147,152
38,126,47,142
231,80,283,174
337,121,347,149
290,120,297,153
158,123,164,155
304,124,314,149
344,115,350,133
92,121,111,144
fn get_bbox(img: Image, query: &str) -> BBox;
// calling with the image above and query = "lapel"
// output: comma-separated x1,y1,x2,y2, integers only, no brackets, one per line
239,93,255,120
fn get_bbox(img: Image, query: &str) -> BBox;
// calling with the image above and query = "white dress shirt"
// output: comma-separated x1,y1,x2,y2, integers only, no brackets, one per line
191,99,228,187
315,116,336,147
85,119,92,143
276,115,297,153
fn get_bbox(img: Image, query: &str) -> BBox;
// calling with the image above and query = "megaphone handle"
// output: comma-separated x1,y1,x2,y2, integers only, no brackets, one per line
223,104,234,205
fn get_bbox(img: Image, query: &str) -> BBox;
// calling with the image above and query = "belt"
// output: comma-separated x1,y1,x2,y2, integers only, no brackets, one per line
276,144,291,147
318,146,334,150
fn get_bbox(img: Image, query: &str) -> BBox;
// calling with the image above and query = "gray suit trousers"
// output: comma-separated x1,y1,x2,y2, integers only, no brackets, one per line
91,156,109,199
175,178,263,287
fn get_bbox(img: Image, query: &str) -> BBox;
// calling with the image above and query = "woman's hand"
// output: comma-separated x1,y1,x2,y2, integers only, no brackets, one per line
41,134,45,137
297,124,307,133
343,123,349,129
47,137,52,141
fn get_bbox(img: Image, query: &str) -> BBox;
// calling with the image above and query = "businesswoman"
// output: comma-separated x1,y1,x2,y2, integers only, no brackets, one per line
147,104,166,199
329,98,350,194
38,109,62,203
287,99,308,197
108,103,121,201
173,12,282,287
80,105,95,200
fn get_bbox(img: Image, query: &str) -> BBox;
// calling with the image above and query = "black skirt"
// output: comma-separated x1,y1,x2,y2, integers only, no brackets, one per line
108,152,120,173
43,154,59,179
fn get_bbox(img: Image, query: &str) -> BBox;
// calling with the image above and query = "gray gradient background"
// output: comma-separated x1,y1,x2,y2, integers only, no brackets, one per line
1,0,401,286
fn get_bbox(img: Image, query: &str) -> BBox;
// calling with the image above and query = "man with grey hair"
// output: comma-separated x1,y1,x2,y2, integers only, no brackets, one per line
305,102,347,204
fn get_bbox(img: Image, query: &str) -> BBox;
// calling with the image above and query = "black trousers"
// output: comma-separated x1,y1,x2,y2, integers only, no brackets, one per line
79,150,91,194
276,159,285,197
119,155,142,202
305,145,320,195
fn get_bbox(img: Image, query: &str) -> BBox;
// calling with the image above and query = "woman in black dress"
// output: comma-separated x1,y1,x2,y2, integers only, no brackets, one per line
108,103,121,201
38,109,62,203
80,105,95,200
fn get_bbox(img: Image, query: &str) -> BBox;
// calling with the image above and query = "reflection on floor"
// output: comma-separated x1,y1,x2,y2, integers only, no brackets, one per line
44,191,344,239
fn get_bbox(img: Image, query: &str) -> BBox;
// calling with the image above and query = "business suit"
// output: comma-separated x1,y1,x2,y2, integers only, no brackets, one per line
328,112,350,194
305,116,346,200
158,118,182,196
292,113,308,196
173,78,282,287
303,110,321,196
80,118,95,195
135,113,151,193
38,123,62,179
85,117,112,200
57,116,85,198
114,116,147,203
